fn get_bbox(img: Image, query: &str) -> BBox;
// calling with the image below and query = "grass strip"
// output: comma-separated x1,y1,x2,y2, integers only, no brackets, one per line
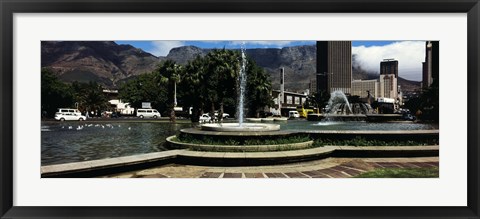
355,167,439,178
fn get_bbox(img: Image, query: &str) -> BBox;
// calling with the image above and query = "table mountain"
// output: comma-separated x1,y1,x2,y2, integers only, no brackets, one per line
41,41,420,92
41,41,162,87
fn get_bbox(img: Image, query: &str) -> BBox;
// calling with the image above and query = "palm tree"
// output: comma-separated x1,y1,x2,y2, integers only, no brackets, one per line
182,56,207,122
246,58,273,118
205,49,240,122
157,60,183,122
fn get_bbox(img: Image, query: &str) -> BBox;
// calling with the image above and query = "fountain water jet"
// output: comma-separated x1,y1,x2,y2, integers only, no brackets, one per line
327,91,352,115
200,42,280,132
315,90,374,123
237,43,247,127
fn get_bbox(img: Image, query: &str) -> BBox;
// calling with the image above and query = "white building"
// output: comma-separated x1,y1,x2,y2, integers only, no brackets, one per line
351,79,378,98
109,99,135,115
378,74,398,100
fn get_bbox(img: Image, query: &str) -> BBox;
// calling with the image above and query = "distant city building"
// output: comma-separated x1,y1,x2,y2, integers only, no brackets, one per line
380,59,398,78
279,67,285,106
271,90,307,116
316,41,352,94
272,90,307,107
379,74,398,100
309,78,317,94
352,59,398,101
351,79,378,98
422,41,439,88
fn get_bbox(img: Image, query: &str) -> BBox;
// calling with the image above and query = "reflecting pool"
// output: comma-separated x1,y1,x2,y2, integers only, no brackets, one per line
41,121,191,165
278,120,438,131
41,120,438,166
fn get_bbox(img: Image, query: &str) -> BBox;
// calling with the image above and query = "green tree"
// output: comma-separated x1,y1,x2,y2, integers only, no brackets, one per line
118,72,168,114
41,69,74,117
156,60,184,122
205,49,240,121
306,90,330,112
407,79,439,122
71,81,109,115
182,56,208,122
246,58,273,118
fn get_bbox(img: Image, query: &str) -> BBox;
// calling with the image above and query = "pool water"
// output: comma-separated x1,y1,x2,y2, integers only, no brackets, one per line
41,121,192,165
41,120,438,166
278,120,438,131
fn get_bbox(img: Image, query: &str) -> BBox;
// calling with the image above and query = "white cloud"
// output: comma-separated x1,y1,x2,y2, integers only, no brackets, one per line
148,41,185,56
352,41,425,81
230,41,295,48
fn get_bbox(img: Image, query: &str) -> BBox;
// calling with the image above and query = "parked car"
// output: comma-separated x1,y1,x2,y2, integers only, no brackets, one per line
199,113,212,123
402,113,416,121
214,112,230,119
136,109,161,119
55,108,86,121
288,110,300,118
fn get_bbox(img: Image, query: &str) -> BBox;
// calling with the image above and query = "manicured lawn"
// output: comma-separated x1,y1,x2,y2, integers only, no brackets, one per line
355,167,439,178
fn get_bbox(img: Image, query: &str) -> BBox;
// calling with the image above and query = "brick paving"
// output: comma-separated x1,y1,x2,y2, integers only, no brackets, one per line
195,161,439,178
106,157,439,178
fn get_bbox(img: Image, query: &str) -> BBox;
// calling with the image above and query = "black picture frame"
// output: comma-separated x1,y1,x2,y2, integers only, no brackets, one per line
1,0,479,218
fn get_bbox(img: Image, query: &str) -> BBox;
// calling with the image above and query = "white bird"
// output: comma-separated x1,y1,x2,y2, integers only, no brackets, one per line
61,126,65,129
68,126,73,130
128,127,131,130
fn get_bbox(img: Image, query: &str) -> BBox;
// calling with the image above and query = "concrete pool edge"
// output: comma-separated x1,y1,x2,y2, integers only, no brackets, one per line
166,135,315,152
41,145,439,178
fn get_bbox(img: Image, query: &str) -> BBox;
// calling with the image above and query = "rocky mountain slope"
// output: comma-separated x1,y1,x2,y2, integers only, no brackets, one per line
41,41,161,87
41,41,421,92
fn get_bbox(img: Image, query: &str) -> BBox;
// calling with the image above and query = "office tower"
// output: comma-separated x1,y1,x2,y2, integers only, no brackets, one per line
422,41,439,88
316,41,352,94
380,59,399,78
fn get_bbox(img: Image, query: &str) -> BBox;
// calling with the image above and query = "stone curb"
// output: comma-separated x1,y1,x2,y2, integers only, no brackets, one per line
41,150,182,177
166,135,314,152
41,146,439,177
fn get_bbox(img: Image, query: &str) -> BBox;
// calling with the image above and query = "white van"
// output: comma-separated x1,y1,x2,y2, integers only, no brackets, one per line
137,109,161,119
288,110,300,118
55,108,86,121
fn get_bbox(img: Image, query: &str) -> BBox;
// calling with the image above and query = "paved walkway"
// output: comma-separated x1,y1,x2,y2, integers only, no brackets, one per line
105,157,439,178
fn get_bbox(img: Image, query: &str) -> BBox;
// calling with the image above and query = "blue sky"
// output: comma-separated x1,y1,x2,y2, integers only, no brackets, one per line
115,40,424,81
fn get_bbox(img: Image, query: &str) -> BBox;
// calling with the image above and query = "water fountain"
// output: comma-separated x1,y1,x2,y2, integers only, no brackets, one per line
326,90,353,115
319,90,374,122
200,43,280,132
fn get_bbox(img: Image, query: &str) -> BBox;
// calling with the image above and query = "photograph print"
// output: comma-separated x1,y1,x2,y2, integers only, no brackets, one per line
40,40,439,178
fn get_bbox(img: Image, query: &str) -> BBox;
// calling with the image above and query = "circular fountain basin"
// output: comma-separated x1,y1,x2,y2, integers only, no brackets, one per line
201,123,280,132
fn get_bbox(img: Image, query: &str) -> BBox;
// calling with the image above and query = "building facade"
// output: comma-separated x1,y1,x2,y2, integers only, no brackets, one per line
378,74,398,99
380,59,399,78
316,41,352,94
422,41,439,88
351,79,379,98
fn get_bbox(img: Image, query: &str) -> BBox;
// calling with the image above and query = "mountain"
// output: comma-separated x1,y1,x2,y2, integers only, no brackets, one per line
397,77,422,92
41,41,421,92
41,41,161,87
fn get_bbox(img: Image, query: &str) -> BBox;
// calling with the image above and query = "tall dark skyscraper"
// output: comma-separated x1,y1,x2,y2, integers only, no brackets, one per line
316,41,352,94
380,59,398,78
422,41,439,88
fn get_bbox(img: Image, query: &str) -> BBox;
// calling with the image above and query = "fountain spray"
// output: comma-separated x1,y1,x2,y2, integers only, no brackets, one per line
237,43,248,127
